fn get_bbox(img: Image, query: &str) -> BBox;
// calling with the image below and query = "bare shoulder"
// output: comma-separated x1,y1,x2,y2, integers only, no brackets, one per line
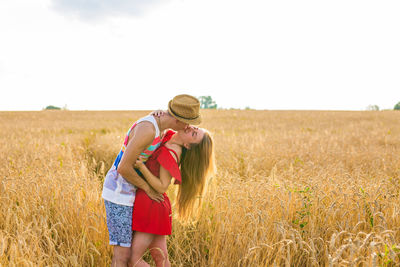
129,120,156,141
135,120,156,133
165,143,182,162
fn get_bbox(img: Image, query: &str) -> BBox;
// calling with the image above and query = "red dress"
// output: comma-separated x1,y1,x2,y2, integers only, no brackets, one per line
132,130,181,235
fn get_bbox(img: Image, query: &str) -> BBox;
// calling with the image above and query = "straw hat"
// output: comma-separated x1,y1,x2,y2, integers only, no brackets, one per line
168,94,202,125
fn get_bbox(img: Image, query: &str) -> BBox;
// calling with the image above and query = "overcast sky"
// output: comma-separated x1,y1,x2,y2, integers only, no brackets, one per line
0,0,399,111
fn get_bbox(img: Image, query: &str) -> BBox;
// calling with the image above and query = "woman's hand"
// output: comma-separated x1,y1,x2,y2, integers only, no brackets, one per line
134,159,144,169
134,155,147,169
149,110,165,117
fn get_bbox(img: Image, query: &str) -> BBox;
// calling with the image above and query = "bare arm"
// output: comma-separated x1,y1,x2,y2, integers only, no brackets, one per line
135,149,180,194
135,162,172,194
117,122,163,202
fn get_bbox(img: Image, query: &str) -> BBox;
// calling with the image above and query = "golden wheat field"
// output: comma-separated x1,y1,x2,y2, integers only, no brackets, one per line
0,109,399,266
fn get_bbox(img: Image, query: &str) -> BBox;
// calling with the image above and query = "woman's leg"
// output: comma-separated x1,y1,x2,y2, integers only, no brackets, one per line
113,246,131,267
149,235,170,267
129,231,155,267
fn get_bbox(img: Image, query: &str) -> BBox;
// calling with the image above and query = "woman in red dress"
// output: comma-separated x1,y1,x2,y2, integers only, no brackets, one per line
129,127,215,267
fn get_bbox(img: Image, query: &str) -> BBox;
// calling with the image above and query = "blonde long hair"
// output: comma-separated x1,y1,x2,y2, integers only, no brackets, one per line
176,130,215,220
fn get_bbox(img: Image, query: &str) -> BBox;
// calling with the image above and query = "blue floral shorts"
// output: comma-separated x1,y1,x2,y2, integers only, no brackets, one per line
104,200,133,247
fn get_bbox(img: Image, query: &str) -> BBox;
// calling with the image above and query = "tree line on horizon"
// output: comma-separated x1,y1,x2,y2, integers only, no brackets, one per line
43,98,400,111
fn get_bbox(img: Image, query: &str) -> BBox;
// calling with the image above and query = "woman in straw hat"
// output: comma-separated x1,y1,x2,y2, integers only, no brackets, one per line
128,125,216,267
102,95,205,267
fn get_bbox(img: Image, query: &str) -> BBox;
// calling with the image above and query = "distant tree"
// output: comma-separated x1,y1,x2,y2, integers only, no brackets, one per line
394,102,400,110
366,104,379,111
45,105,61,110
198,96,217,109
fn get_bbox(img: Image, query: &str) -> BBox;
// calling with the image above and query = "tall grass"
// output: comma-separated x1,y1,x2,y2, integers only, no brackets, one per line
0,110,399,266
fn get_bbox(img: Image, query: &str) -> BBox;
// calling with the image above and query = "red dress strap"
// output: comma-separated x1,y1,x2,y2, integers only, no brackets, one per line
156,147,182,184
165,147,179,163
